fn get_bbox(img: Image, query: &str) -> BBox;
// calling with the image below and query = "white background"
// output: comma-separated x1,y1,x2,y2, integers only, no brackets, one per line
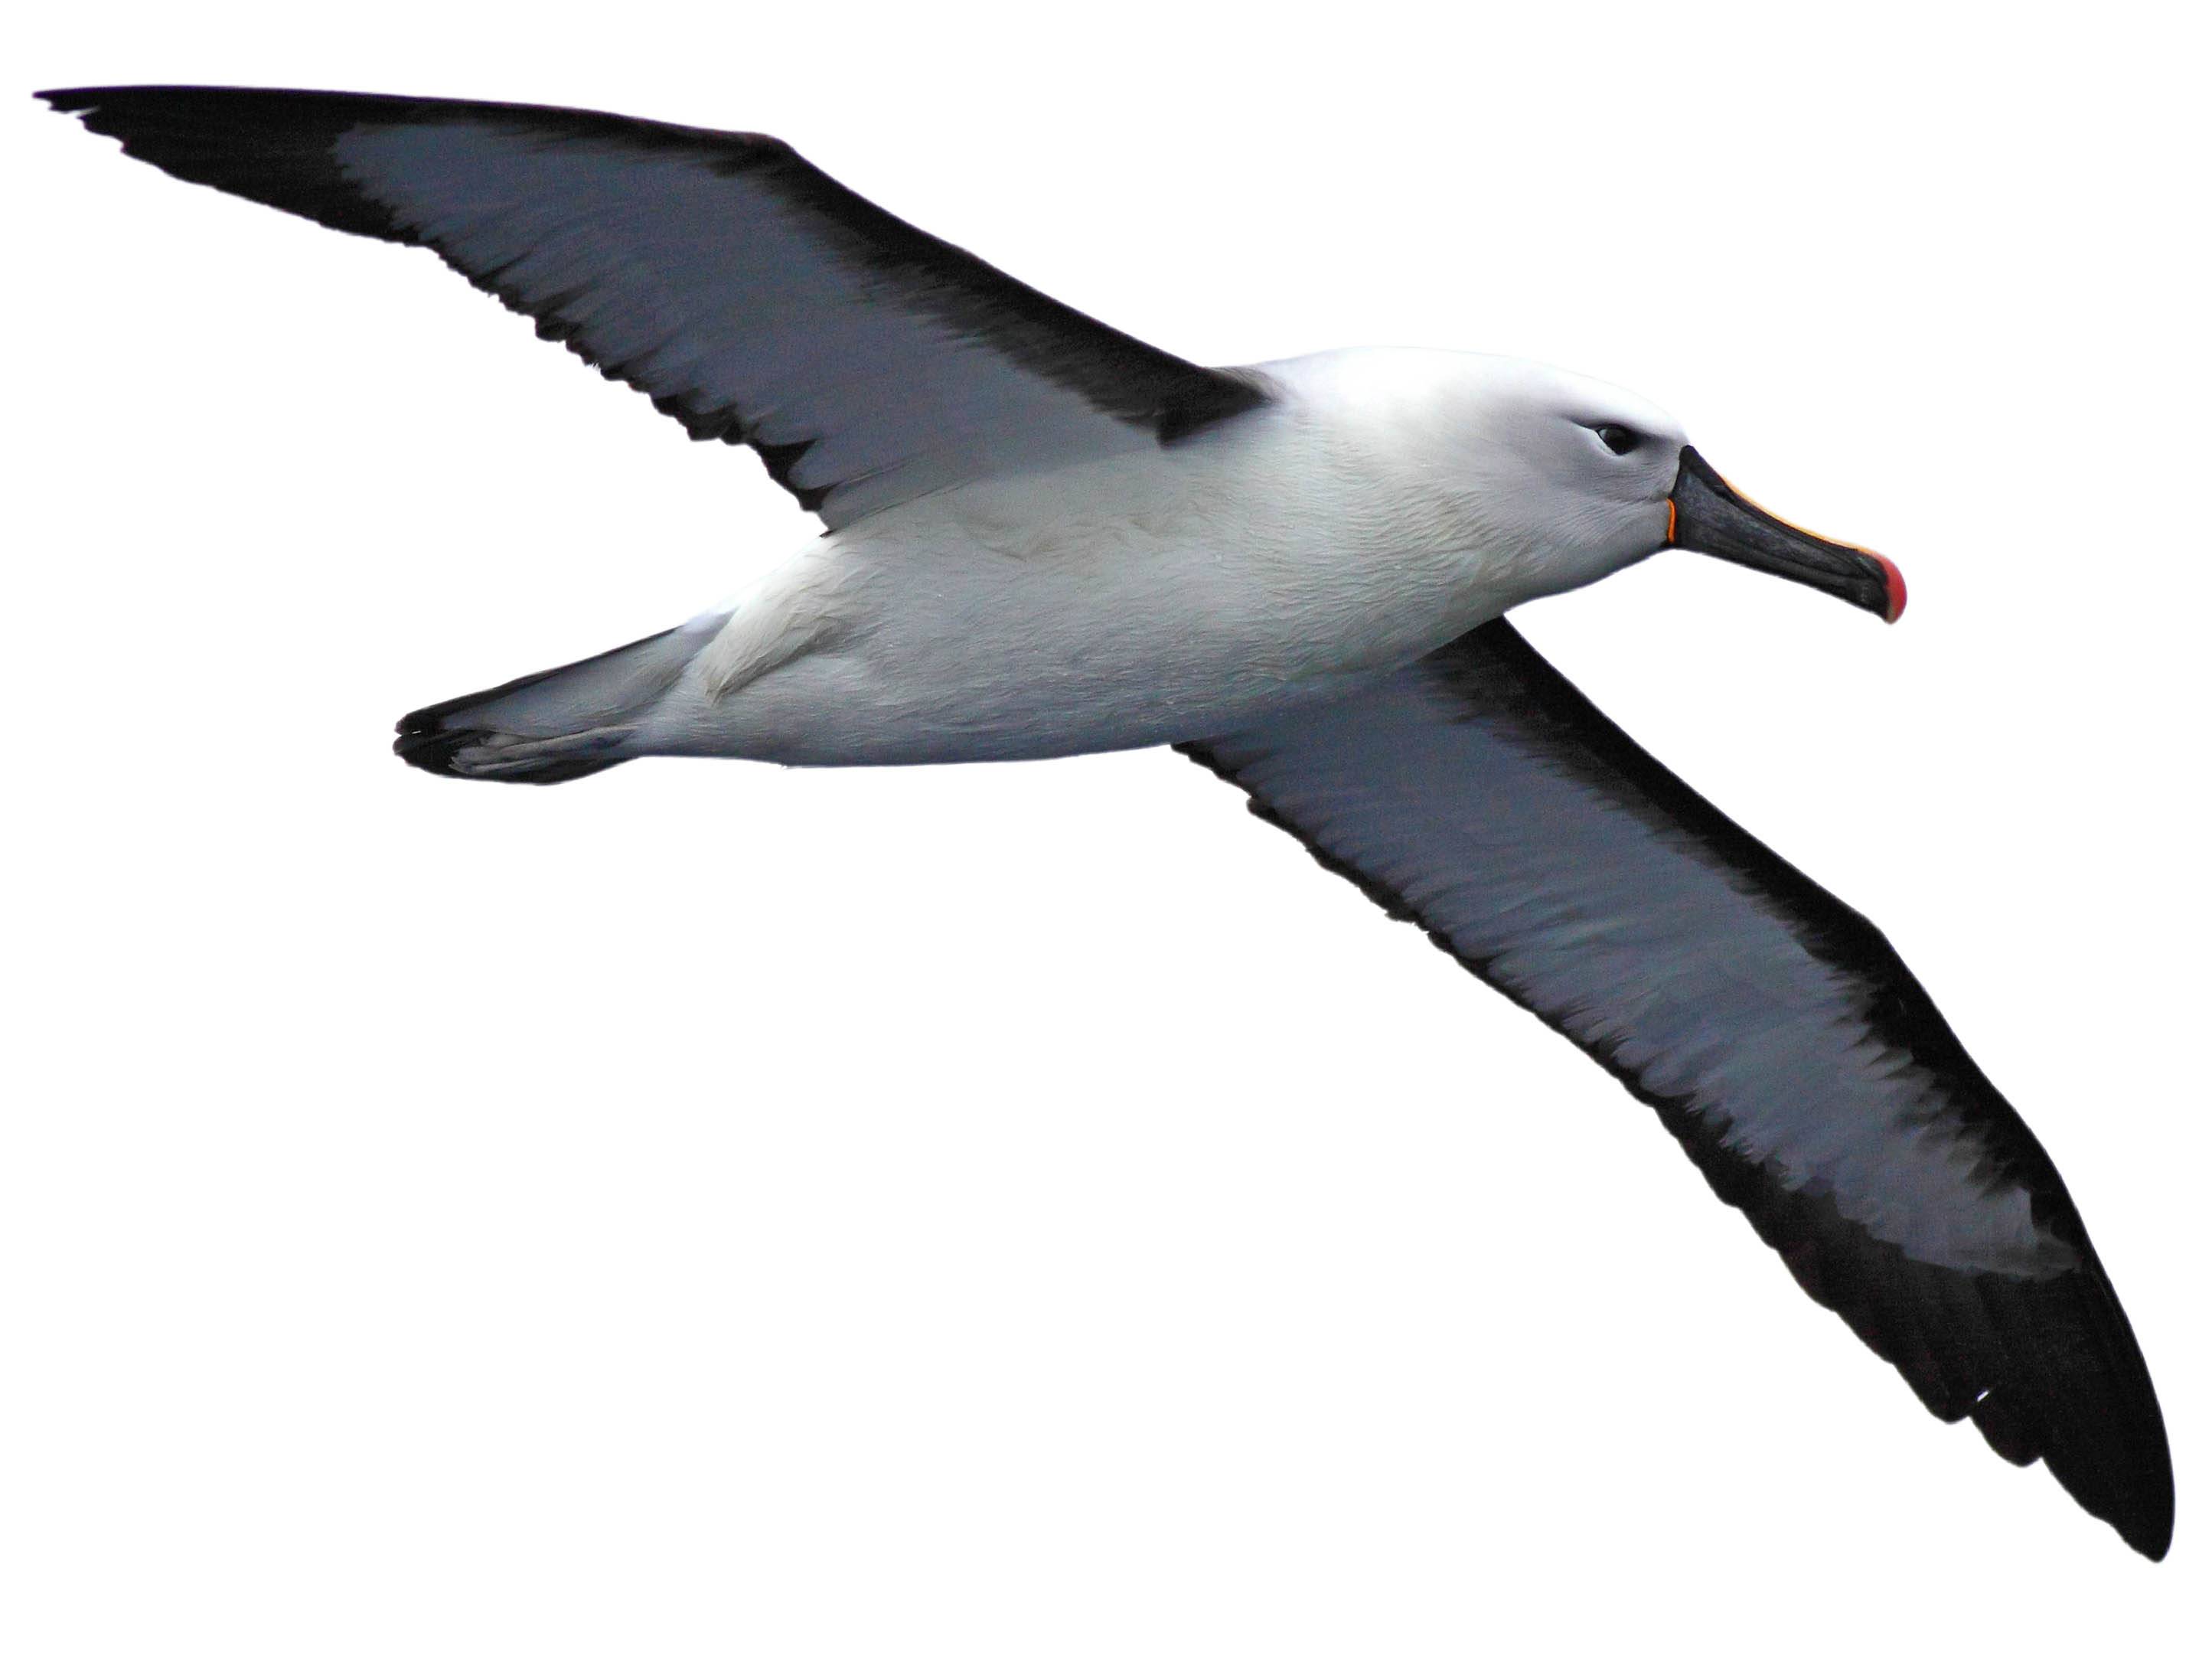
9,4,2207,1652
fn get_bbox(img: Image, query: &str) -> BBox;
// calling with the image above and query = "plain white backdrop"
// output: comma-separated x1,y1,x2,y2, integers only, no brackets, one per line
8,4,2207,1653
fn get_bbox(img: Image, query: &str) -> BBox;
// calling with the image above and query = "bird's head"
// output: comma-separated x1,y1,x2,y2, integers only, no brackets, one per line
1307,351,1904,623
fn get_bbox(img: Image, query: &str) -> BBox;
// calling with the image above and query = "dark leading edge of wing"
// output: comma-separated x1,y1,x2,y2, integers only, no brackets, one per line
38,86,1268,527
1183,619,2172,1557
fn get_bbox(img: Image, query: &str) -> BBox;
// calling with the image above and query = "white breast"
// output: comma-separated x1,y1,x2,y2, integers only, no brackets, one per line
648,362,1538,766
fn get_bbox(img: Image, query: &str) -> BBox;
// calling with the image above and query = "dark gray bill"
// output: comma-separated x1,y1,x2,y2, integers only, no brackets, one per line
1669,446,1905,622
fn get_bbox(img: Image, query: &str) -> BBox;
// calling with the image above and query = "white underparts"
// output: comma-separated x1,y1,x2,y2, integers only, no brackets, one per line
694,555,851,701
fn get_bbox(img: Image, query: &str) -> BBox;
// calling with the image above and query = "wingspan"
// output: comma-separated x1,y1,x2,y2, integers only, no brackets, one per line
40,85,1269,527
1183,618,2172,1558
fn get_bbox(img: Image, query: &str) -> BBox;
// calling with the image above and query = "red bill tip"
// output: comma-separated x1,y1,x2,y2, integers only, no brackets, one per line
1871,551,1907,623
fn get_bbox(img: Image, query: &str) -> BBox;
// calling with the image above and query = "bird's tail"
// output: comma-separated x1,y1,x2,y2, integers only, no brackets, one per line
394,625,706,784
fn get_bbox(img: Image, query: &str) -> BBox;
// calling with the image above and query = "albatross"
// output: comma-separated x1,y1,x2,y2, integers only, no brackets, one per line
41,84,2173,1559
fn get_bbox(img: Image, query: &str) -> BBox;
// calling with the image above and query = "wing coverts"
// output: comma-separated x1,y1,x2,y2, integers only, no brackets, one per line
41,86,1268,527
1185,619,2171,1557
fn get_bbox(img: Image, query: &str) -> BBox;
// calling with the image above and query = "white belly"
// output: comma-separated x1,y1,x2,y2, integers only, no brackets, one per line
643,418,1520,766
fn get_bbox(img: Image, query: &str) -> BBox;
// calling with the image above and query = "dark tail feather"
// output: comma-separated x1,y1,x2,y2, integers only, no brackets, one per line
395,625,703,785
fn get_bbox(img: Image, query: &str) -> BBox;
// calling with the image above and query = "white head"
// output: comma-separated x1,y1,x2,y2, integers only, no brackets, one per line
1270,348,1900,622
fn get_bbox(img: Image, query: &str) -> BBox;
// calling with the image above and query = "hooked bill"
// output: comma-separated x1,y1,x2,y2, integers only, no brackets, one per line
1668,447,1905,623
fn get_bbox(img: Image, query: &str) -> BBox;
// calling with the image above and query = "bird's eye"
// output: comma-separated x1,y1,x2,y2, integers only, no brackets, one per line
1594,423,1641,456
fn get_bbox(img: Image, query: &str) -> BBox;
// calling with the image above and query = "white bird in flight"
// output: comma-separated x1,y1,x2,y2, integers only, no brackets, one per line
41,84,2172,1559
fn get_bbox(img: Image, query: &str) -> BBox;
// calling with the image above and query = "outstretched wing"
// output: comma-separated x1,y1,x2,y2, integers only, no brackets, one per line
40,85,1268,528
1183,618,2172,1558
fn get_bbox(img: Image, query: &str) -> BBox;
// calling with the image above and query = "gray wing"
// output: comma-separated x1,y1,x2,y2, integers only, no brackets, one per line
1183,618,2172,1558
40,85,1269,528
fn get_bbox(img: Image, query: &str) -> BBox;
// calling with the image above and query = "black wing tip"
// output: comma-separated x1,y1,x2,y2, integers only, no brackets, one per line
1961,1259,2174,1562
2077,1434,2174,1559
2026,1386,2174,1563
38,83,409,121
38,83,416,242
42,82,460,111
1969,1377,2169,1559
1708,1123,2176,1562
36,83,156,110
36,83,792,155
2122,1496,2175,1562
2060,1360,2174,1563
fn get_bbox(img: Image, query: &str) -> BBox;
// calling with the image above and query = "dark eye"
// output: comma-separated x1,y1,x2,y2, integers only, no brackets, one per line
1594,423,1642,456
